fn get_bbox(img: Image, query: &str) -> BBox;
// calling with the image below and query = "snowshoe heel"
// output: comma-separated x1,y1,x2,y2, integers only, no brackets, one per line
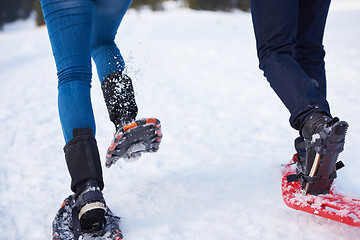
52,195,123,240
303,119,348,195
71,180,107,239
77,193,106,232
105,118,162,167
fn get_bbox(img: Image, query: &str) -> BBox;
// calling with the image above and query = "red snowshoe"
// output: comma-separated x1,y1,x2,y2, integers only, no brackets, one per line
282,154,360,228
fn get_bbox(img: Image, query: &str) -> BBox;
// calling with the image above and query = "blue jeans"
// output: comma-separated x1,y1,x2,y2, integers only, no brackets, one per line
251,0,331,130
40,0,132,142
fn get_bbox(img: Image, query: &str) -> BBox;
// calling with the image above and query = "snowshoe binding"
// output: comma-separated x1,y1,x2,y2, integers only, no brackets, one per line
71,179,107,239
287,113,348,195
52,194,123,240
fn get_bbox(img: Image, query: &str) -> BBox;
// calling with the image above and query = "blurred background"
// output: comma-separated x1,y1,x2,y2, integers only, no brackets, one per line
0,0,251,30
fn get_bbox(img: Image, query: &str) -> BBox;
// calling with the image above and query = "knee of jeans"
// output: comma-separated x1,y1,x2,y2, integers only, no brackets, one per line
41,0,93,21
295,48,325,65
259,50,294,71
258,44,294,69
57,66,92,87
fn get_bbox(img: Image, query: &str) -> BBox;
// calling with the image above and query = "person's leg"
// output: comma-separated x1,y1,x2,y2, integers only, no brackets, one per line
291,0,331,176
41,0,96,143
41,0,105,234
250,0,330,130
91,0,132,82
90,0,161,166
91,0,138,128
295,0,331,99
40,0,103,187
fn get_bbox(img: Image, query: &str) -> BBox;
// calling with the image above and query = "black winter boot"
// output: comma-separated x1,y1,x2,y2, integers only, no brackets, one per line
63,127,106,237
101,71,138,129
299,112,348,195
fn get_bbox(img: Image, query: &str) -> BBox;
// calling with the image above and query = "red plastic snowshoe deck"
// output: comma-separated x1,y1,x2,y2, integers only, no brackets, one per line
282,154,360,228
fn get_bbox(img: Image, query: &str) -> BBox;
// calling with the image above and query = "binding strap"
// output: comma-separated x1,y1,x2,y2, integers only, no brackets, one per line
287,160,345,184
71,205,82,240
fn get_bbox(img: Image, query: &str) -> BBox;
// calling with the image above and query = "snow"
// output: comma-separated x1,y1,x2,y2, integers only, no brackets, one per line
1,2,360,239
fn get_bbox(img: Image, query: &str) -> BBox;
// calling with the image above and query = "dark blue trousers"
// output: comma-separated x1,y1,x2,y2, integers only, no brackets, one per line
251,0,332,130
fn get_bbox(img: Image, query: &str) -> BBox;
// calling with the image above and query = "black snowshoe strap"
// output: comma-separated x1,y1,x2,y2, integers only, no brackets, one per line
286,173,321,184
336,160,345,171
287,160,345,184
286,173,300,183
71,206,82,240
76,190,104,207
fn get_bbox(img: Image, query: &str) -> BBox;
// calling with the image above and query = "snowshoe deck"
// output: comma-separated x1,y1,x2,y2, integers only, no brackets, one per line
282,154,360,228
105,118,162,167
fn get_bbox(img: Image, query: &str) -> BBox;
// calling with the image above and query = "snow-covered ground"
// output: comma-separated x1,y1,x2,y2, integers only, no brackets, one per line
1,2,360,239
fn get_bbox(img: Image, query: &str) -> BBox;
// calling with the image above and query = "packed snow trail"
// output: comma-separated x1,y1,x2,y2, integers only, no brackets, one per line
0,3,360,240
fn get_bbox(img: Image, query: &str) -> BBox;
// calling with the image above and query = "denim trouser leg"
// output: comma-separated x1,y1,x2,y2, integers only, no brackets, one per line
91,0,132,82
250,0,331,130
40,0,131,143
295,0,331,98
